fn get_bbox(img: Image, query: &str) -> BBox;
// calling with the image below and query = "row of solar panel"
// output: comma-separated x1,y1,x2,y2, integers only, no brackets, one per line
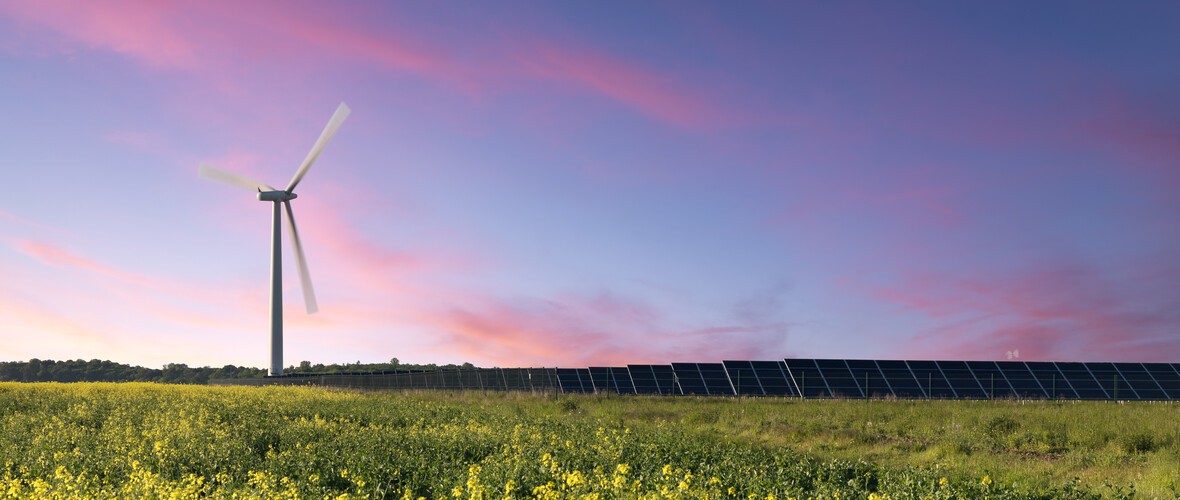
554,360,1180,400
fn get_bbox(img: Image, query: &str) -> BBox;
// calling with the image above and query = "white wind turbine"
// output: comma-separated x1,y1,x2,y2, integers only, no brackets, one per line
199,102,350,376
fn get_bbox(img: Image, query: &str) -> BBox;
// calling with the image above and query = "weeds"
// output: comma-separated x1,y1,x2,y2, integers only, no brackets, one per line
0,383,1174,498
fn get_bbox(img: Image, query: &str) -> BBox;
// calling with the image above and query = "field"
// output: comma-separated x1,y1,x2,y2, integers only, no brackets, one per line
0,383,1177,498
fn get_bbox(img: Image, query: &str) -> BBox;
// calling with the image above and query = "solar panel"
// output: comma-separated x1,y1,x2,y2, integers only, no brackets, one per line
575,368,592,393
995,362,1048,399
610,367,636,394
1087,363,1137,400
652,365,678,395
722,360,764,395
785,358,833,397
1024,362,1076,399
1055,362,1107,399
379,359,1180,400
698,363,736,395
937,361,987,399
671,363,709,395
628,365,658,394
588,367,613,393
556,368,588,393
589,367,635,394
876,360,924,398
1113,363,1167,400
907,361,956,399
752,361,795,396
845,359,892,398
965,361,1016,399
1143,363,1180,400
816,359,864,398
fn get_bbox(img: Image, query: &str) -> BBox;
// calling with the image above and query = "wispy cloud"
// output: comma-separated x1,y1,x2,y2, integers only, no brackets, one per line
870,258,1180,362
516,42,731,129
432,291,788,366
0,0,201,69
1,1,738,131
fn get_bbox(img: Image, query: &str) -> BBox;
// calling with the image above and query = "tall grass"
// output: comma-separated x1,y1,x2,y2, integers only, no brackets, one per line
0,382,1175,498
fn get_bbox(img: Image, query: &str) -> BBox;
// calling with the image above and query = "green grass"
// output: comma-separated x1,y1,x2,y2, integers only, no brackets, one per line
0,382,1177,498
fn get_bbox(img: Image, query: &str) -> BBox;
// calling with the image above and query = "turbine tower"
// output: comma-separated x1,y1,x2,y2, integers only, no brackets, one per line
199,102,350,376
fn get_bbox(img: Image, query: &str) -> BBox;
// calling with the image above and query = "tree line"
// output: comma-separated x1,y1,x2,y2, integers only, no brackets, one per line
0,358,478,384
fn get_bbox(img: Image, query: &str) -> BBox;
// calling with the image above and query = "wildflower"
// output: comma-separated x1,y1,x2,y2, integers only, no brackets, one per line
565,470,586,488
939,477,948,487
981,475,993,487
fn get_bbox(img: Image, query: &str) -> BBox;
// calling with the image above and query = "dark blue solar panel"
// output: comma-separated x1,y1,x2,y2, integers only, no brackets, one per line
1143,363,1180,400
698,363,735,395
573,360,1170,400
752,361,794,396
610,367,636,394
996,362,1048,399
966,361,1017,399
876,360,924,397
671,363,708,395
937,361,987,399
816,359,864,398
785,358,832,398
556,368,586,393
628,365,660,394
1055,362,1107,399
1023,362,1075,399
589,367,635,394
588,367,612,393
651,365,677,395
1087,363,1137,400
723,360,764,395
574,368,591,393
908,361,956,399
845,360,892,398
1114,363,1167,400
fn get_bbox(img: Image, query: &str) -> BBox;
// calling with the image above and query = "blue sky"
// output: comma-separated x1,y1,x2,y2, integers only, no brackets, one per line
1,1,1178,369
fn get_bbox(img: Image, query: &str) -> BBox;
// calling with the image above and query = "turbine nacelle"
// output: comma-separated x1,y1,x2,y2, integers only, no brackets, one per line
257,190,297,202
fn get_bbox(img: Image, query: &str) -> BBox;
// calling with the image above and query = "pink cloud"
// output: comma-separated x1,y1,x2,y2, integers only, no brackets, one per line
11,238,262,327
870,259,1180,362
1081,88,1180,192
15,239,146,285
431,292,788,367
0,0,200,69
2,1,742,131
517,42,730,128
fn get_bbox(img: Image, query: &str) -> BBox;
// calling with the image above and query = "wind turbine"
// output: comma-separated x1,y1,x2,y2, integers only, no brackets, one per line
199,102,350,376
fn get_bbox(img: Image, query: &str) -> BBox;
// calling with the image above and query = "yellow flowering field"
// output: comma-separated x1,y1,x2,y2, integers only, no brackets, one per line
0,382,1171,498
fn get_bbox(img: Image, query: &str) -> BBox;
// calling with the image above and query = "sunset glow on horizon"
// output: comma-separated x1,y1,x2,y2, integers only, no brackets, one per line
1,1,1178,369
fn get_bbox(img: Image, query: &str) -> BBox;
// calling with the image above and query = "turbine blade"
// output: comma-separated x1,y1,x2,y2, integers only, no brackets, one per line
286,102,350,193
198,164,275,191
283,200,318,314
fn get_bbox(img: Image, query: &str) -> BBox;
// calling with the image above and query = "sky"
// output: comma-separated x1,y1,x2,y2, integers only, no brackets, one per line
1,1,1178,369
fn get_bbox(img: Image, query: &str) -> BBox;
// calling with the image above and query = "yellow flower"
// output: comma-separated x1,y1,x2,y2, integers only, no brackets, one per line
939,477,948,487
981,475,993,486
